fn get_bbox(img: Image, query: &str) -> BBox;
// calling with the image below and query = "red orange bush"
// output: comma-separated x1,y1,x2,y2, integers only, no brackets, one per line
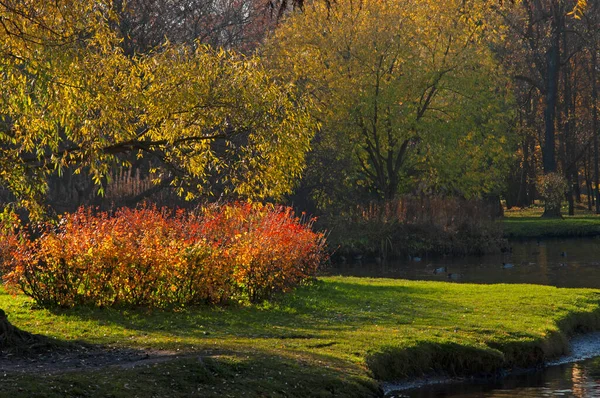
1,203,326,308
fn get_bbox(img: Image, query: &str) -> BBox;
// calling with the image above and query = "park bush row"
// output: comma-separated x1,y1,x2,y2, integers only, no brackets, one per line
327,196,505,259
0,203,326,308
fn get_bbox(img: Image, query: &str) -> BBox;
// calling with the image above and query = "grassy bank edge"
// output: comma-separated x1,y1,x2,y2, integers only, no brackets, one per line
367,292,600,382
502,218,600,239
0,353,382,398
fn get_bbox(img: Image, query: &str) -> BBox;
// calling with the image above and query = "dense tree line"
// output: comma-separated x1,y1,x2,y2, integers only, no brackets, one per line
498,0,600,216
0,0,599,217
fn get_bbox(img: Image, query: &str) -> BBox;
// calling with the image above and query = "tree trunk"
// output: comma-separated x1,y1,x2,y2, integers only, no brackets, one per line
542,26,560,175
562,31,574,217
585,151,593,210
541,205,563,218
518,132,530,207
486,195,504,220
0,309,41,350
592,49,600,214
573,170,581,203
541,9,562,219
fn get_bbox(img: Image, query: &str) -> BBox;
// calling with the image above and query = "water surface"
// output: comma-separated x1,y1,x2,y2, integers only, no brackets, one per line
396,358,600,397
331,237,600,288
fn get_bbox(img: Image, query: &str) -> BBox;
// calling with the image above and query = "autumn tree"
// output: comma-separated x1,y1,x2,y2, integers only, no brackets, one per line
32,0,291,210
0,0,317,216
111,0,280,55
264,0,515,207
495,0,595,217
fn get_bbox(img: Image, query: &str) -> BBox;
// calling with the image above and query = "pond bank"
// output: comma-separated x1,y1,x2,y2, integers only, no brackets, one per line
2,277,600,397
330,236,600,288
382,332,600,398
329,213,600,262
382,331,600,396
502,215,600,239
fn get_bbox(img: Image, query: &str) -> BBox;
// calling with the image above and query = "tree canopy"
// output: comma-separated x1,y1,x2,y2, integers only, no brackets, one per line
0,0,317,217
263,0,516,206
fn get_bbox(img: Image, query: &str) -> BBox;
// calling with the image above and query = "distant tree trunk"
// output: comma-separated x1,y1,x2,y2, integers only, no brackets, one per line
542,30,560,175
585,150,593,210
516,107,532,207
486,195,504,220
541,10,562,218
526,105,538,206
566,180,575,215
592,49,600,214
573,170,581,203
562,30,574,216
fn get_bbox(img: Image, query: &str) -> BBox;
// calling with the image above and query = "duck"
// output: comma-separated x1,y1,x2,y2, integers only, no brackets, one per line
433,267,447,274
502,262,514,269
447,273,460,280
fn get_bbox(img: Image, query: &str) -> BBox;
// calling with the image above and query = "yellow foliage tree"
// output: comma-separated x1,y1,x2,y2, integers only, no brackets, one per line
264,0,515,203
0,0,317,217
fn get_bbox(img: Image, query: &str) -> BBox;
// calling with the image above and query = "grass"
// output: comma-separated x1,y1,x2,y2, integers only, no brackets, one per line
2,277,600,397
2,355,368,398
502,205,600,239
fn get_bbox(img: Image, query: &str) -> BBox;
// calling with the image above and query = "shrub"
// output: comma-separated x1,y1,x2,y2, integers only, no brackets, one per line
326,196,505,258
538,172,568,217
1,203,326,308
0,212,20,275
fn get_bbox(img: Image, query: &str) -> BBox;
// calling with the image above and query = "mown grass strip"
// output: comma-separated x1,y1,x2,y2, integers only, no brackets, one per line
1,277,600,396
502,216,600,239
502,206,600,239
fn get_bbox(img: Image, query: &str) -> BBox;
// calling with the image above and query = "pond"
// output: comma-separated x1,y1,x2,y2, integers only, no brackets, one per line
385,332,600,397
395,357,600,397
329,237,600,288
329,237,600,397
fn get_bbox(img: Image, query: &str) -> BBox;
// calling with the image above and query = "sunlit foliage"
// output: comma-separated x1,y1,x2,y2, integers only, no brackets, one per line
0,0,317,217
264,0,516,203
1,203,326,307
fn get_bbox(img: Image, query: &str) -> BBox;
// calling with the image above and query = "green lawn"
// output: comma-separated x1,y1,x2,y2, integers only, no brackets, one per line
502,206,600,238
2,277,600,397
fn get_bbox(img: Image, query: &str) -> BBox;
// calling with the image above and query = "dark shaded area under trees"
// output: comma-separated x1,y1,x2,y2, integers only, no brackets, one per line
499,0,600,217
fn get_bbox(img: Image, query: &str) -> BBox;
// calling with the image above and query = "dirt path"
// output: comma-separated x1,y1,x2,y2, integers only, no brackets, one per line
0,345,197,374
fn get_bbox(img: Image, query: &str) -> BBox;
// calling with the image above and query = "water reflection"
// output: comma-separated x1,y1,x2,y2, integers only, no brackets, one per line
330,237,600,288
397,358,600,397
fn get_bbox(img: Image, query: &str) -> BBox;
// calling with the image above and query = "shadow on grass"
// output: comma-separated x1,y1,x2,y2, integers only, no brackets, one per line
6,277,600,391
45,279,456,341
0,351,382,397
367,341,505,380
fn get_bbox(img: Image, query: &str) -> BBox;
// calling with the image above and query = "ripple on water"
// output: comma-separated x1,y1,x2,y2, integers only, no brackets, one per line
384,332,600,397
547,332,600,366
332,237,600,289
